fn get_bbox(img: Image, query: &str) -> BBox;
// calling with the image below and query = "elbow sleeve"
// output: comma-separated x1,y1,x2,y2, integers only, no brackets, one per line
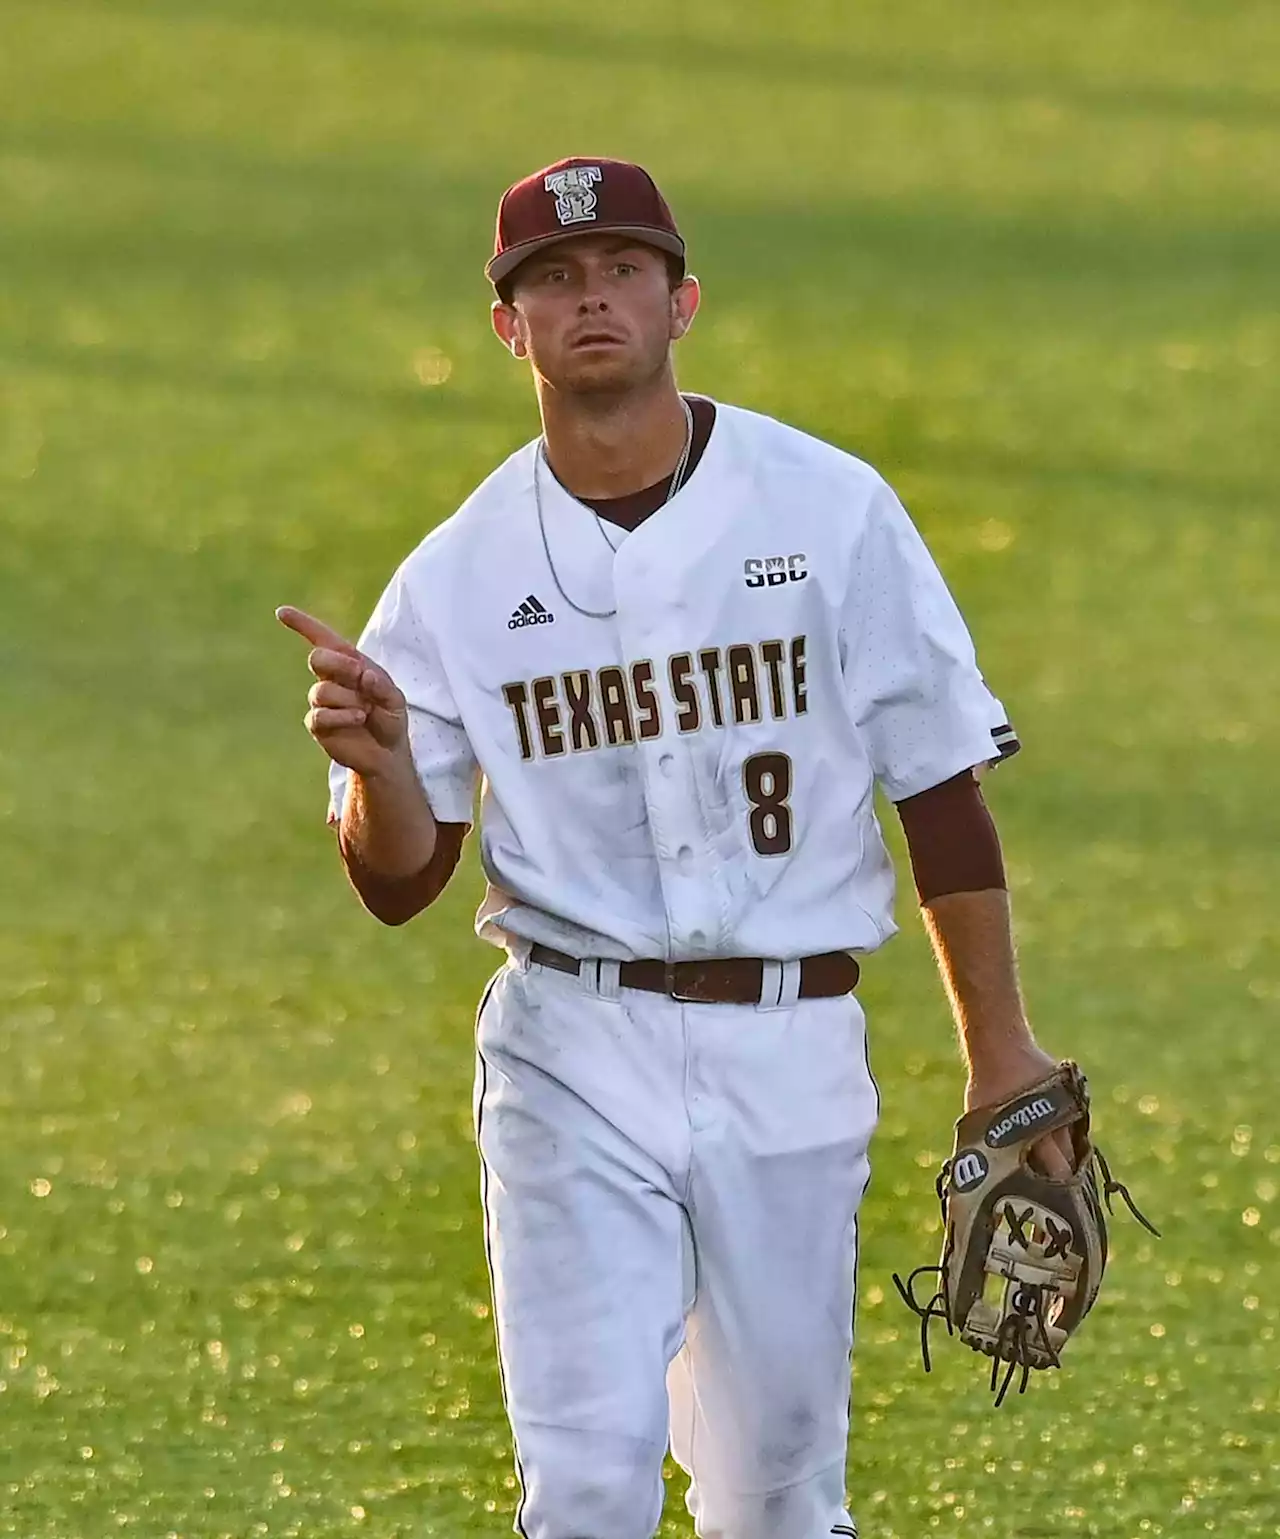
895,771,1006,905
337,823,468,925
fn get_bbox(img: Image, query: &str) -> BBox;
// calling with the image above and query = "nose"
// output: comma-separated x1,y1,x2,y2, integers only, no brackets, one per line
577,281,610,314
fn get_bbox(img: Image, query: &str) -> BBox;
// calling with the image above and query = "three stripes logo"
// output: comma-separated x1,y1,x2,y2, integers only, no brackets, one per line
508,594,555,630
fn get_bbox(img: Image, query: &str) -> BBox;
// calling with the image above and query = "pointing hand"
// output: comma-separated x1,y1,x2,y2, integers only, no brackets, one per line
276,606,410,777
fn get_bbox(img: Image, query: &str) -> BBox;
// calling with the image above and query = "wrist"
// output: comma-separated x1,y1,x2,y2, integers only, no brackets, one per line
964,1037,1058,1108
964,1016,1035,1058
959,1008,1035,1069
356,743,418,790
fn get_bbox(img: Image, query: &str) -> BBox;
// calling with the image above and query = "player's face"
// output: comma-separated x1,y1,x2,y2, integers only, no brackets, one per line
494,236,695,397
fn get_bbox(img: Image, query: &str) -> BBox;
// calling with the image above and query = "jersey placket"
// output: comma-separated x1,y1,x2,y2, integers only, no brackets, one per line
611,530,730,961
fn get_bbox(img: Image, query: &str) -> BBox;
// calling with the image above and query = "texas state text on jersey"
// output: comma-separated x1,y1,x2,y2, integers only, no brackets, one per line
501,637,809,760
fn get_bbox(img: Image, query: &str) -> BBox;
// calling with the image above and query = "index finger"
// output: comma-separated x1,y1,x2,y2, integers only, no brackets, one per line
1030,1130,1075,1182
276,606,359,655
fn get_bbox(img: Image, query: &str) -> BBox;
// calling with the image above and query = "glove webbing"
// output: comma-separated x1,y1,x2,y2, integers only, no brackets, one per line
892,1145,1157,1405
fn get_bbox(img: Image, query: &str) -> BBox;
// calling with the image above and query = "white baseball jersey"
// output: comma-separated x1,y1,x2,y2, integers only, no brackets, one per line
329,400,1011,962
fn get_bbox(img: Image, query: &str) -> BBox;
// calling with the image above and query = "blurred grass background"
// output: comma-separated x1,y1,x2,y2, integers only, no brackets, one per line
1,1,1278,1534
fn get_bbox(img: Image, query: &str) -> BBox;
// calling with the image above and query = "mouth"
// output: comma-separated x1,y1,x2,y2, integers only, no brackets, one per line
570,330,627,350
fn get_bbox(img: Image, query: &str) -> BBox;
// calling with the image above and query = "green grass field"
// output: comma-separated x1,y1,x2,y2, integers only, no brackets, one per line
3,1,1279,1533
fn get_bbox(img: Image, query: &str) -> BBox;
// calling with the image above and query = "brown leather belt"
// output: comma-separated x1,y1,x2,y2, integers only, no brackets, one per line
528,943,859,1005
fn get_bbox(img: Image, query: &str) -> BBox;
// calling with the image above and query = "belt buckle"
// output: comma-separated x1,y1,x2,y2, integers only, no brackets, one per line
663,960,706,1004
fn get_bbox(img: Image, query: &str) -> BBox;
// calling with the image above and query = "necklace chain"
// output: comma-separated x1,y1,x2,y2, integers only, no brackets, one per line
534,396,695,622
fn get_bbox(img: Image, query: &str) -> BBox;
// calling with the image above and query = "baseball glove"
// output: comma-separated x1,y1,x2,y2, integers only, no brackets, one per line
892,1061,1157,1405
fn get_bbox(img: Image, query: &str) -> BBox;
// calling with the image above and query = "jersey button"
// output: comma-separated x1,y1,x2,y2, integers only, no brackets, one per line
676,845,693,869
658,752,675,775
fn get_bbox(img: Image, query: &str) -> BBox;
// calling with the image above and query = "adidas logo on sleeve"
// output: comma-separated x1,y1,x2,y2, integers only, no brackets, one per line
508,594,556,630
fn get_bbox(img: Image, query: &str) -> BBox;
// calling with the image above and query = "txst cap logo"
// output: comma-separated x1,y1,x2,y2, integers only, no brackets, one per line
487,157,686,287
985,1090,1064,1149
545,165,603,226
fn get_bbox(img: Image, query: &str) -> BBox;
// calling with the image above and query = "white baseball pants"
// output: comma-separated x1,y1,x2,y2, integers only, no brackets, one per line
473,955,878,1539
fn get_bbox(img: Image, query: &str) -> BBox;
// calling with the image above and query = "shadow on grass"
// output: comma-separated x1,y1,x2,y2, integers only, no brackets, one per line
46,0,1280,131
5,123,1274,307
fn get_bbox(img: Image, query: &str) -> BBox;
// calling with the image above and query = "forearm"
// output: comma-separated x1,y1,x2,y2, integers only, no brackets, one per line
900,776,1062,1125
921,888,1033,1068
923,887,1072,1171
339,758,438,878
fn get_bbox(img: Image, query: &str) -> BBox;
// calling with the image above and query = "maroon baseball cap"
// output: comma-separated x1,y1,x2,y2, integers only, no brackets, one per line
487,157,686,288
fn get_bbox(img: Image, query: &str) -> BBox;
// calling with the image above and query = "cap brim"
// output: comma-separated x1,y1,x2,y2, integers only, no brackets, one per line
487,226,686,286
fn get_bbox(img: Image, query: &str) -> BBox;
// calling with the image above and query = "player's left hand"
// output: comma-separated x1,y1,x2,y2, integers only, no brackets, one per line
965,1040,1076,1180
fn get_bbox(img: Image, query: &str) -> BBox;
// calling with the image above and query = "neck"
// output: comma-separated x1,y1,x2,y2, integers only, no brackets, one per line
537,371,689,499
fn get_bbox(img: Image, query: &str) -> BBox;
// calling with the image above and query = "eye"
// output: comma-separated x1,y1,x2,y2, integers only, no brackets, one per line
614,261,638,276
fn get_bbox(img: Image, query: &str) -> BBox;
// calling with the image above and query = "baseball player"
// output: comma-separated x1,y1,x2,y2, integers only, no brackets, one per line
279,157,1073,1539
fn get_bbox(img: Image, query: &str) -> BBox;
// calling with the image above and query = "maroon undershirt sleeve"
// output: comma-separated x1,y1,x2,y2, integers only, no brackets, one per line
337,822,469,926
895,770,1006,905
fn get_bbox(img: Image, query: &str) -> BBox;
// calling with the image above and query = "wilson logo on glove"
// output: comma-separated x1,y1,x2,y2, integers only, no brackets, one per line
892,1062,1159,1407
985,1093,1059,1148
950,1150,989,1193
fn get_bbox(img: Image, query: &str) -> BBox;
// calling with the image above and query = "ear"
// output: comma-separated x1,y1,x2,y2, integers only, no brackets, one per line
491,299,528,359
669,275,701,341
